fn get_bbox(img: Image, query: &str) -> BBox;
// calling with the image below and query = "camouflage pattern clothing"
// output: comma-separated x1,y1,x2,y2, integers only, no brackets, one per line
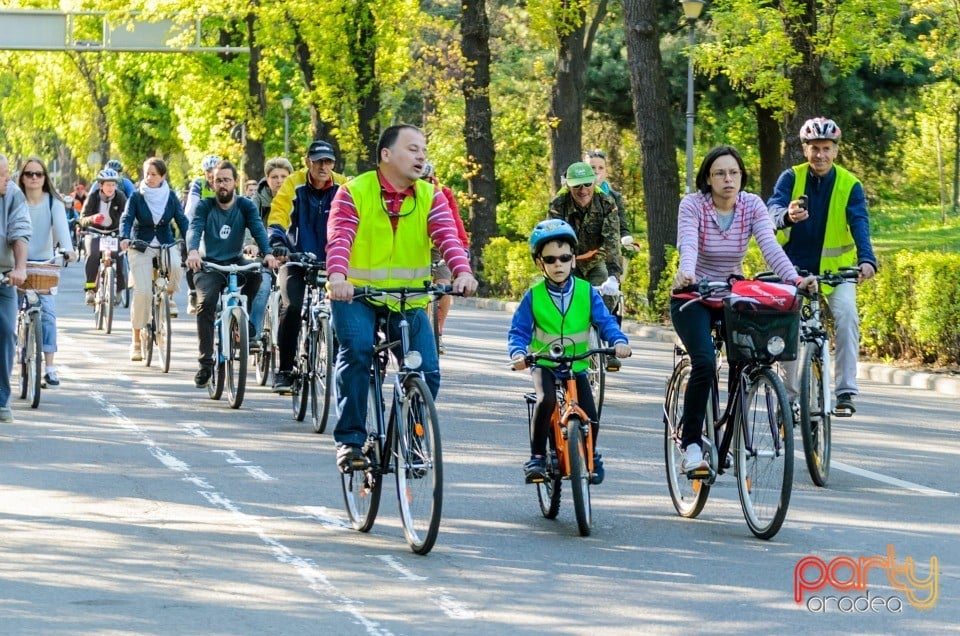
548,189,623,280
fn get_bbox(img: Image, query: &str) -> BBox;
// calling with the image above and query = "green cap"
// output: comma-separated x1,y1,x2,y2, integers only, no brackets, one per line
565,162,596,187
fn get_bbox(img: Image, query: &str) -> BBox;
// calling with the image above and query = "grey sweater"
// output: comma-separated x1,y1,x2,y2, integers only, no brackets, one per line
0,182,32,270
187,196,270,264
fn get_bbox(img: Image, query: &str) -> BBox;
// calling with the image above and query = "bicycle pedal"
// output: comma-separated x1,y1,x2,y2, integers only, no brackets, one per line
832,410,853,418
685,466,714,481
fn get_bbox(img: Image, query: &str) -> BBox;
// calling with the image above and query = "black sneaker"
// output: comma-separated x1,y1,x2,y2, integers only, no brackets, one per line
523,455,547,483
272,370,294,393
194,366,213,388
835,393,856,415
591,453,605,485
337,444,365,474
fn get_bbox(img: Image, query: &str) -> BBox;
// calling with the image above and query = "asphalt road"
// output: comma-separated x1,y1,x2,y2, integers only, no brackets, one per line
1,262,957,634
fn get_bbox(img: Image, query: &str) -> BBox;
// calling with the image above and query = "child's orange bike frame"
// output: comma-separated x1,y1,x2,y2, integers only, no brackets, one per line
522,344,615,537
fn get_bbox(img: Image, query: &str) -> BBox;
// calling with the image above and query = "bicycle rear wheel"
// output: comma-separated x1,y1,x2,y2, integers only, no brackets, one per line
255,327,272,386
341,380,383,532
26,316,42,408
225,312,248,408
395,374,442,554
207,329,225,400
799,343,831,486
664,359,710,518
120,254,131,308
104,267,115,334
311,316,335,434
157,292,172,373
94,270,105,331
587,327,606,419
735,367,793,540
567,417,592,536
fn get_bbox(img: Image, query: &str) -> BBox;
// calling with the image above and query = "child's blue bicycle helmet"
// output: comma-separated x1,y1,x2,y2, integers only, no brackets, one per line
529,219,578,259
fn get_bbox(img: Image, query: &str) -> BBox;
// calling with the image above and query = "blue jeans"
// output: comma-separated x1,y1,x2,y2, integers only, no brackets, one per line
0,286,16,407
331,298,439,448
38,294,57,353
249,270,272,340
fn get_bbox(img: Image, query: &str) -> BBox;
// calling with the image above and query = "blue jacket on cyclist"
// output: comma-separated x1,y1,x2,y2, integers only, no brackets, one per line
120,188,189,247
267,170,339,263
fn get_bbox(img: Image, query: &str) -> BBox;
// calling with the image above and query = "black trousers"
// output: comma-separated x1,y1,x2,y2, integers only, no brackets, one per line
276,265,307,372
529,367,598,457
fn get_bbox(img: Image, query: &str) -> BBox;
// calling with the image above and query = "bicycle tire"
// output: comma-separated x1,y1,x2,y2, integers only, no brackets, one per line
104,266,115,334
799,343,831,486
395,374,443,554
94,269,105,331
735,367,793,540
567,417,591,537
16,311,27,399
255,327,272,386
431,298,440,352
226,311,248,409
121,254,131,308
664,359,711,518
341,380,383,532
158,292,172,373
587,327,606,419
143,301,155,368
27,315,42,409
208,326,225,401
537,442,562,519
290,327,308,421
311,316,335,434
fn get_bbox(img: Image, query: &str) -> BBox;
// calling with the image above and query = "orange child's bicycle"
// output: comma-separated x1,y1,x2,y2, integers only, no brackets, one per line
520,344,615,537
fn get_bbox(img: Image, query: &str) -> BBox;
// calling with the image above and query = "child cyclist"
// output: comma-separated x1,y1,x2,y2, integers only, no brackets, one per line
508,220,631,485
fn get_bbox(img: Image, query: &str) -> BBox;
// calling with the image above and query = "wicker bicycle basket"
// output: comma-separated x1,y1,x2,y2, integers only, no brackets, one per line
17,262,61,295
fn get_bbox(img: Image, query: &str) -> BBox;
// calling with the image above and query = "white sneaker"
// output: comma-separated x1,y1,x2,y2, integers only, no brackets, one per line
681,444,708,473
169,297,179,318
130,343,143,362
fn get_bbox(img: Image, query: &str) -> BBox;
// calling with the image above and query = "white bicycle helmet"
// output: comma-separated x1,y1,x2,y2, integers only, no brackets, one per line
799,117,841,143
201,154,221,171
96,168,120,183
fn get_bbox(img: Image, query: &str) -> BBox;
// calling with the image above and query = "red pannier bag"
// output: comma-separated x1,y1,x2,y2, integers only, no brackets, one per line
723,279,800,364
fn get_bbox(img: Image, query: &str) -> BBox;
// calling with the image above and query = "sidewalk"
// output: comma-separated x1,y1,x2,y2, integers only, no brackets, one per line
459,296,960,398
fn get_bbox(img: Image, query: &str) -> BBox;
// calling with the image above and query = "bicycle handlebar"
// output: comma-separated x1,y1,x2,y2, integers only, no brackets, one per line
283,252,326,269
518,345,617,368
201,260,263,274
130,238,183,251
350,283,461,300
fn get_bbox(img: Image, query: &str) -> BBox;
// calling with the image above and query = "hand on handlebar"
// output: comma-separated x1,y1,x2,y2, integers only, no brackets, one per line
452,272,478,297
510,354,527,371
613,343,632,359
797,275,818,294
186,249,202,271
673,270,696,290
328,277,354,302
858,262,876,283
8,265,26,288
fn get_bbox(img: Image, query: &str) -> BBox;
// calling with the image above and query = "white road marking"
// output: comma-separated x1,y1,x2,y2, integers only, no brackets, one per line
427,587,477,620
178,422,211,437
242,465,277,481
88,391,394,636
212,449,248,464
831,460,959,497
373,554,427,581
302,506,352,530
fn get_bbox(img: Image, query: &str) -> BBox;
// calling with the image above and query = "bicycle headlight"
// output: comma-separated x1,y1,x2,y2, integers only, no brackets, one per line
405,350,423,370
766,336,786,357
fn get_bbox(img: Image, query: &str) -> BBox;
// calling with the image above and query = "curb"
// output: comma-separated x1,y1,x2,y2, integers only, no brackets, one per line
456,296,960,398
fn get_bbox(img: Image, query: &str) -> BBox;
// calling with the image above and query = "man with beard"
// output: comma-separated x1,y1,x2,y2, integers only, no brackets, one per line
186,160,277,388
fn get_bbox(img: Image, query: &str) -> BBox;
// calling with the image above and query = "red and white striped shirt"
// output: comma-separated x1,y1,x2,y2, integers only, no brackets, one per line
326,171,472,279
677,190,800,284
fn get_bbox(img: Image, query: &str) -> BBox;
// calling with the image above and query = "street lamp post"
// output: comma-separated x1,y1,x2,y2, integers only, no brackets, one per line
280,96,293,157
681,0,705,194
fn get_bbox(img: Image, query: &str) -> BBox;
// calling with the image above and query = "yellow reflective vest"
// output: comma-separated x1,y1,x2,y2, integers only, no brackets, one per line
530,278,592,373
783,163,859,295
345,171,434,310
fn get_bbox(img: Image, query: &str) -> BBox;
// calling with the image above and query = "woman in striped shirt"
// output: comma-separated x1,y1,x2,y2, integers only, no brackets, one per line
670,145,817,473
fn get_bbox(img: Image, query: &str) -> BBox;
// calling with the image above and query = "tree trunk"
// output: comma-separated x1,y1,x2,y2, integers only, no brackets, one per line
781,1,824,170
244,10,265,181
460,0,498,280
290,21,337,158
549,14,587,192
622,0,679,304
347,2,380,171
755,102,782,199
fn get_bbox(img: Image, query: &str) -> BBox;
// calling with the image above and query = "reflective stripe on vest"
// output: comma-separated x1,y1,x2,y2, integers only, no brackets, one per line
529,278,592,374
346,171,434,310
786,163,859,295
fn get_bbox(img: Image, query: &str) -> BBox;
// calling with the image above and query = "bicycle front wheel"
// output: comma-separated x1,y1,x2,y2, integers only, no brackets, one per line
143,298,156,368
225,312,248,409
664,359,710,518
587,327,606,419
157,293,172,373
27,315,42,408
94,270,105,331
104,266,115,334
567,417,592,537
255,327,272,386
290,327,308,421
120,254,131,308
395,374,442,554
799,343,831,486
341,380,383,532
311,316,335,434
735,367,793,540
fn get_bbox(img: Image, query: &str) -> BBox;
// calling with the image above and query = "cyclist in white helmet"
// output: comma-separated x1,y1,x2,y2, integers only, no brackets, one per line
183,154,221,314
766,117,877,417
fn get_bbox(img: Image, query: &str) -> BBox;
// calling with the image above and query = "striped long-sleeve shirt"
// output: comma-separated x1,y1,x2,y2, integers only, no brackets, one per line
326,171,472,279
677,190,800,284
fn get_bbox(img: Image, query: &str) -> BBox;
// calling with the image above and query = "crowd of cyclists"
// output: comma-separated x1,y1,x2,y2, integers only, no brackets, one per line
1,116,875,503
